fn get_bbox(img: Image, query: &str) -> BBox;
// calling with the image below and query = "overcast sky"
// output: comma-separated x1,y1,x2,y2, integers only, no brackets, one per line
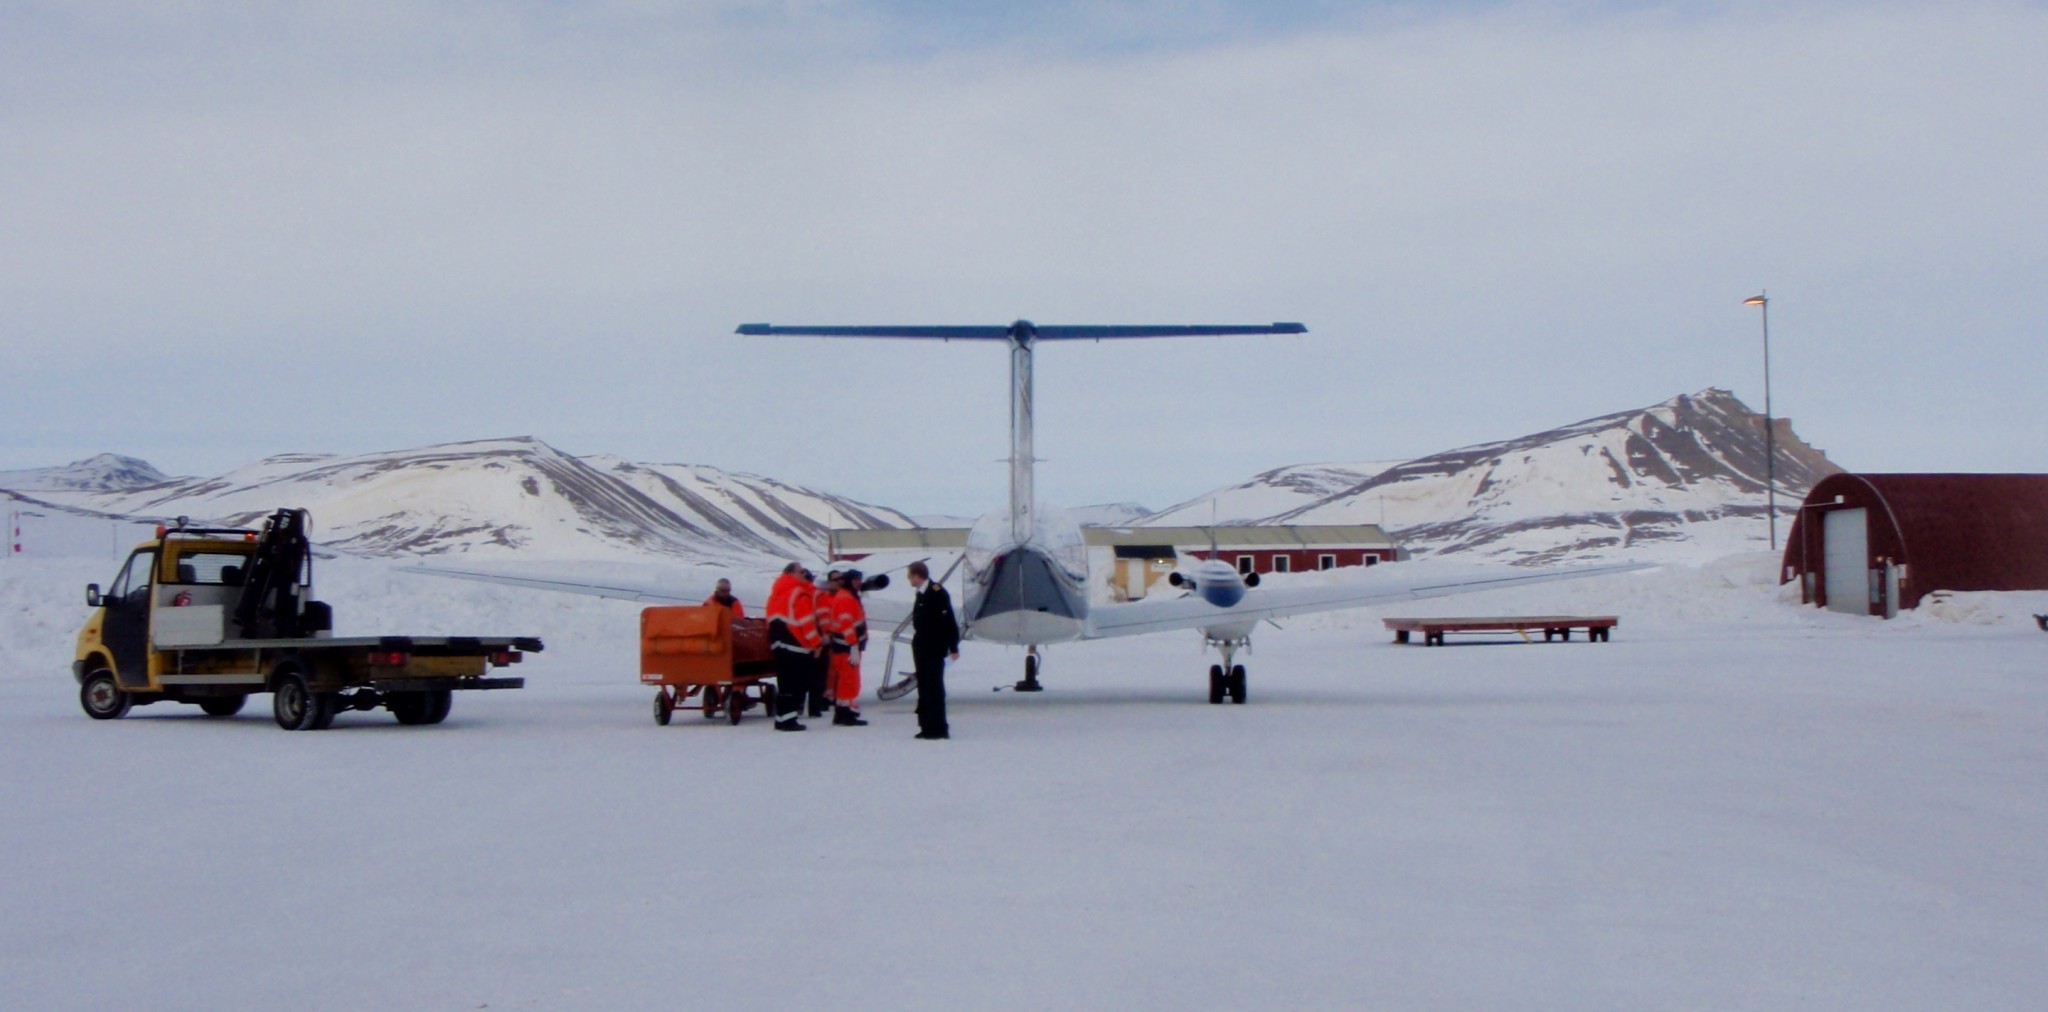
5,1,2045,515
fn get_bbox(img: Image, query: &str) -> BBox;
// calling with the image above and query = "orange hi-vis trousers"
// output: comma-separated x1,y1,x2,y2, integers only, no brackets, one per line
829,650,861,707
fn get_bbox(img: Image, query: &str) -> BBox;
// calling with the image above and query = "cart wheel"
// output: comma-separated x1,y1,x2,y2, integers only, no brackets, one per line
654,689,673,726
701,685,723,719
761,683,777,716
728,688,746,725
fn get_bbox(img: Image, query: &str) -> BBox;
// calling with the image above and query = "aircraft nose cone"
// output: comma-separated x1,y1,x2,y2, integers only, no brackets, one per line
1201,581,1248,608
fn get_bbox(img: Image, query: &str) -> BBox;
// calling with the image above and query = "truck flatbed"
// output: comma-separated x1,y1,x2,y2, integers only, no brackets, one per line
194,634,544,653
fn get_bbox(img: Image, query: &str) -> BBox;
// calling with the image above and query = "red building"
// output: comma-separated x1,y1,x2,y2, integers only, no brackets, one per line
1166,525,1404,575
1781,473,2048,616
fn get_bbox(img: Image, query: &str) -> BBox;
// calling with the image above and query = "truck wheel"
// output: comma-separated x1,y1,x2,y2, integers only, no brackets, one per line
272,671,334,731
390,692,434,725
418,689,453,725
81,669,132,720
198,696,246,717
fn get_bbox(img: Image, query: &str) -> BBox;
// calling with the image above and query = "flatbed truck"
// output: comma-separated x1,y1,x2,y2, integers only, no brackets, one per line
72,508,541,730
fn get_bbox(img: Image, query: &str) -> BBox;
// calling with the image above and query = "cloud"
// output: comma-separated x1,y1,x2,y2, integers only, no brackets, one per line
3,2,2045,512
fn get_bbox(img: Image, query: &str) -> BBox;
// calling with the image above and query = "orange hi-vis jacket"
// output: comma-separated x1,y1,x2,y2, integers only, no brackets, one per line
765,572,822,653
815,587,841,646
704,593,745,618
830,589,867,651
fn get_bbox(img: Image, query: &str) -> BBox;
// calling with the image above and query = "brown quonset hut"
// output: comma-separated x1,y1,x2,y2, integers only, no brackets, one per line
1781,473,2048,616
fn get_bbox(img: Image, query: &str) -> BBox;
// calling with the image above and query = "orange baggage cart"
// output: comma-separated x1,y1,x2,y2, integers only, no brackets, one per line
641,605,778,725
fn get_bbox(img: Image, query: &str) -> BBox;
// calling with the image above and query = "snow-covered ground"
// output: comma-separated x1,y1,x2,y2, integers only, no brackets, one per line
4,552,2046,1009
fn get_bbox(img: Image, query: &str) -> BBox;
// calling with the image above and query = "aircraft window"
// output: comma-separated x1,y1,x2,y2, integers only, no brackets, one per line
1319,554,1336,571
1237,555,1254,575
1274,555,1292,574
167,552,252,586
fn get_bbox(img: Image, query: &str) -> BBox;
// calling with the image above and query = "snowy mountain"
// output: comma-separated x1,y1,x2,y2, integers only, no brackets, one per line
1148,389,1838,564
1140,460,1405,528
1067,502,1155,527
3,438,912,562
0,454,168,493
3,389,1834,566
1290,389,1837,562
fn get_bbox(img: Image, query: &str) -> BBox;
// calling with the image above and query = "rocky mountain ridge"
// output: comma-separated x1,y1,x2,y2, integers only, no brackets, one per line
3,389,1839,565
1147,388,1837,563
3,437,912,562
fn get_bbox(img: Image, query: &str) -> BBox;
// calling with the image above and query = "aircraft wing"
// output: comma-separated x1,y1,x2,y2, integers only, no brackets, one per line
403,561,735,606
1082,561,1654,640
403,560,914,630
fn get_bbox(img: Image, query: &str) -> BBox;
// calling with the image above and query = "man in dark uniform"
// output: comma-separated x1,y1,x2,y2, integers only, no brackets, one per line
907,560,960,740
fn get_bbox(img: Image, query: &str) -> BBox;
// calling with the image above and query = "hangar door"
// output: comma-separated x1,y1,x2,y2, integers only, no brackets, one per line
1823,508,1869,615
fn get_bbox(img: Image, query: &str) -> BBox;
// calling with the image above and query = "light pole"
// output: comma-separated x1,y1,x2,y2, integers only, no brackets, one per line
1744,292,1775,551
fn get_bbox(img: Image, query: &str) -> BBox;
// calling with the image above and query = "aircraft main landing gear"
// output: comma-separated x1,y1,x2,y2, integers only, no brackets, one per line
1206,640,1248,704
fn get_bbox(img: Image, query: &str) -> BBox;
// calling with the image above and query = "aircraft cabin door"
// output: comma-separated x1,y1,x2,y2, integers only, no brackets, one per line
102,549,157,687
1822,508,1869,616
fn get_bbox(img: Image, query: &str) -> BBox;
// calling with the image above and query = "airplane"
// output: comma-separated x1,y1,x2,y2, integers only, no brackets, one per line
415,319,1645,704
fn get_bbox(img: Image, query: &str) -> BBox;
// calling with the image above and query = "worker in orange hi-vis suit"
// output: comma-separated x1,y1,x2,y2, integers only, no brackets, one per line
826,569,870,726
808,570,840,719
765,563,823,731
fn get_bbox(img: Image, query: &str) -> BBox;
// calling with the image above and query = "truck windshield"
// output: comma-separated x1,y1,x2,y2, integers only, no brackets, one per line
167,551,253,586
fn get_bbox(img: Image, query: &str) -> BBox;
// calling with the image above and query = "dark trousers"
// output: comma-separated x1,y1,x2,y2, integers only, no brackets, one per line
912,642,949,736
808,652,831,715
773,647,811,720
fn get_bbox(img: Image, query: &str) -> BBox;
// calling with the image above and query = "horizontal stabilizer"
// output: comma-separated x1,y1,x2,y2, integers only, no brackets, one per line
736,321,1306,341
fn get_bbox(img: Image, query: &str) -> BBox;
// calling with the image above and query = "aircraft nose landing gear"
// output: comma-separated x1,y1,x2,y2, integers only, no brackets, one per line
1014,647,1044,692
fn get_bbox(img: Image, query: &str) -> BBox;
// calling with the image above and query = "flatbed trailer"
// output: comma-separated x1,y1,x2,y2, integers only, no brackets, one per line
72,510,542,730
1383,615,1618,646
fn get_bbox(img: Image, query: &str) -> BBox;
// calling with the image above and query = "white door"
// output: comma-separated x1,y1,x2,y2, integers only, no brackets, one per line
1823,508,1868,615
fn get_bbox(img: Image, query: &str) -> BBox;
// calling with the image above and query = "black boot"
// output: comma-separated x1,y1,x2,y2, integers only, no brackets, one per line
775,717,807,732
833,706,868,727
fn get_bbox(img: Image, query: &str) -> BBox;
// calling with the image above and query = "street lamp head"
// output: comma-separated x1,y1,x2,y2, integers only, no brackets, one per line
1744,295,1767,306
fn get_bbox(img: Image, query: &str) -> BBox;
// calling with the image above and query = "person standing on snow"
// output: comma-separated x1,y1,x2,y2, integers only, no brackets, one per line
825,569,871,726
907,560,960,740
808,569,838,719
764,563,823,731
